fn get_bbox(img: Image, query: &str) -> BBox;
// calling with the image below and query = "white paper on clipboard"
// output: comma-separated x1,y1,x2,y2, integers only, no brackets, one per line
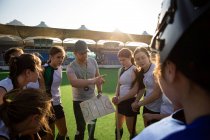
80,95,115,123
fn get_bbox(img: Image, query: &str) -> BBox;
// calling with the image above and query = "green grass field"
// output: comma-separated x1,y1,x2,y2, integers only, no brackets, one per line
0,68,144,140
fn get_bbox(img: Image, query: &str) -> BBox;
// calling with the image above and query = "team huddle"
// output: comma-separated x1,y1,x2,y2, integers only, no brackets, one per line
0,0,210,140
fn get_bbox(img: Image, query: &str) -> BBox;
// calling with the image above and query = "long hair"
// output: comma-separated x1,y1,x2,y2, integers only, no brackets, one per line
3,47,24,65
0,88,52,138
118,48,134,65
9,53,42,88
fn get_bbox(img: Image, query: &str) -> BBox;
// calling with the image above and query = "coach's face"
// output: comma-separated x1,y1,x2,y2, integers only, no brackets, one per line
74,51,87,63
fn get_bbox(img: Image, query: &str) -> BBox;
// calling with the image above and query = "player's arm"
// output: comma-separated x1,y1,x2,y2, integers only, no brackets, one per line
118,68,139,103
138,82,161,107
38,66,46,91
131,88,145,112
0,87,7,104
111,75,119,105
66,67,95,88
95,68,105,97
118,81,139,103
143,113,170,122
66,66,104,88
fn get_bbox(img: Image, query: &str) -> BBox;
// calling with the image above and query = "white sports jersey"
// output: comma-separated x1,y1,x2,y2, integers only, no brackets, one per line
119,65,136,97
43,64,62,105
26,80,40,89
144,63,162,112
133,110,185,140
0,78,13,92
161,94,174,114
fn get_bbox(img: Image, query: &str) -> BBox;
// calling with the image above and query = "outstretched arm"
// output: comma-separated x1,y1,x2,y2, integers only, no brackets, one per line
66,67,104,88
95,68,105,97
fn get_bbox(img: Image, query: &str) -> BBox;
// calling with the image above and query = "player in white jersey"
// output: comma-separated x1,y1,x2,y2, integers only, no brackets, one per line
3,47,44,90
0,54,42,140
0,54,42,104
43,46,69,140
131,47,162,127
112,48,138,140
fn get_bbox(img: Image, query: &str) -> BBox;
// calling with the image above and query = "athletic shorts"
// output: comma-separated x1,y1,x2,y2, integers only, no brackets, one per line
143,106,160,126
53,104,65,120
48,104,65,123
118,98,139,117
143,106,160,114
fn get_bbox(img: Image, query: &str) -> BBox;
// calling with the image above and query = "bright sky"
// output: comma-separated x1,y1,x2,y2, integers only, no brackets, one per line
0,0,162,35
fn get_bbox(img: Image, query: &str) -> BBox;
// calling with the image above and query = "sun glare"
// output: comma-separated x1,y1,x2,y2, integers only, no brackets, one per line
86,0,160,35
0,0,162,35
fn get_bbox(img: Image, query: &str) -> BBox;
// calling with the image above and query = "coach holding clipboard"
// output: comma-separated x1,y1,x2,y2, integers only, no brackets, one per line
66,40,104,140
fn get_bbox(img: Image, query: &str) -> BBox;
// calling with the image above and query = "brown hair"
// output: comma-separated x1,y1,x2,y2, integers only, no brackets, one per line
0,88,52,138
134,47,150,59
118,48,134,64
132,47,152,88
3,47,24,65
48,46,65,63
153,54,165,80
9,53,42,88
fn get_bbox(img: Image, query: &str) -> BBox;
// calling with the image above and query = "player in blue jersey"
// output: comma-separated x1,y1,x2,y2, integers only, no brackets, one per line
149,0,210,139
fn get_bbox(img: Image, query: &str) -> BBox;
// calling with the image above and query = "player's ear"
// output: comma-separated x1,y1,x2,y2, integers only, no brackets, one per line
164,60,176,83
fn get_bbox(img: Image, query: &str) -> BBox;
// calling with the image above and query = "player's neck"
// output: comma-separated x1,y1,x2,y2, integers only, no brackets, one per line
77,59,87,66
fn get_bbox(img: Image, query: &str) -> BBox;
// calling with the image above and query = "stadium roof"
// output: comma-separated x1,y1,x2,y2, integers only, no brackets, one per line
125,41,148,47
0,24,152,44
0,34,23,46
35,21,48,27
6,19,25,26
78,25,88,30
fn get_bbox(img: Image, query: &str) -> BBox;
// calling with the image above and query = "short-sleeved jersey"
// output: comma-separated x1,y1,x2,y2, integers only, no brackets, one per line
119,65,136,97
43,64,62,105
26,80,40,89
66,57,98,101
0,78,13,92
143,63,162,112
133,109,186,140
163,115,210,140
161,94,174,114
